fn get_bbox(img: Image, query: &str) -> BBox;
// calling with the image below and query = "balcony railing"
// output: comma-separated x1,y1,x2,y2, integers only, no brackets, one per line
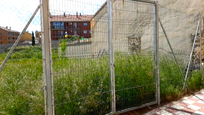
52,26,65,30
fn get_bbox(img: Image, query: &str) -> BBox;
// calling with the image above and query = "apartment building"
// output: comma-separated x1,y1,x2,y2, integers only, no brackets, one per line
0,26,20,44
50,13,92,40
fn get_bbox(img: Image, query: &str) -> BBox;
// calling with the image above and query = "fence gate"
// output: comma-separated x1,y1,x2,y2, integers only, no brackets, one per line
50,0,112,114
48,0,159,114
110,0,159,113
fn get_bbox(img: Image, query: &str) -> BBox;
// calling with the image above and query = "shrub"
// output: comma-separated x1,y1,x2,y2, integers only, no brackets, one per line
187,70,204,91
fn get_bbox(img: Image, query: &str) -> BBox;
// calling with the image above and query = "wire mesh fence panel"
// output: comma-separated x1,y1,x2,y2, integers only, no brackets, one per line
49,0,112,114
0,0,44,114
158,5,201,100
112,0,157,112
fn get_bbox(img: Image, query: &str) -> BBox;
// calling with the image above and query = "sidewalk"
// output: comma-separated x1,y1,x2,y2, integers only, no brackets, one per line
145,89,204,115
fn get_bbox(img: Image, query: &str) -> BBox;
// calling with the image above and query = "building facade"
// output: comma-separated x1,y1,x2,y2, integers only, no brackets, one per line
20,32,32,42
0,27,20,44
50,14,92,40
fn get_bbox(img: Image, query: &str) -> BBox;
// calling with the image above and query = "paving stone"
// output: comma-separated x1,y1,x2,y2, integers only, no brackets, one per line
174,111,191,115
187,105,201,111
198,107,204,113
171,104,185,110
156,110,173,115
193,111,204,115
183,100,195,105
144,90,204,115
193,102,204,107
197,100,204,104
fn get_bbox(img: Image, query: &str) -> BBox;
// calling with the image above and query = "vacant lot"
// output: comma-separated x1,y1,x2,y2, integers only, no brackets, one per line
0,46,203,115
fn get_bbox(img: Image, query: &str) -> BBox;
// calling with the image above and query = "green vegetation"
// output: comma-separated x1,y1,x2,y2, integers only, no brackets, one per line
0,47,44,115
60,39,67,53
0,47,204,115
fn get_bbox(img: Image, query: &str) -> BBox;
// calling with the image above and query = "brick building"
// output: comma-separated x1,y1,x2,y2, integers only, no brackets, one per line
0,27,20,44
50,13,93,40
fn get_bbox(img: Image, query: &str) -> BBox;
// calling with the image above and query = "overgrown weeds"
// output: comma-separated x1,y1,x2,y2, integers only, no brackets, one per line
0,47,204,114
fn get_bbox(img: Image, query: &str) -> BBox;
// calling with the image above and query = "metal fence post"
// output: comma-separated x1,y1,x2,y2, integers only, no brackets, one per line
153,2,160,105
41,0,54,114
183,20,200,91
200,15,202,71
107,0,116,114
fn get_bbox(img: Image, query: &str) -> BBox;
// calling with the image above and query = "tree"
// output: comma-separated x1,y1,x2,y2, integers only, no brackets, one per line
32,31,35,46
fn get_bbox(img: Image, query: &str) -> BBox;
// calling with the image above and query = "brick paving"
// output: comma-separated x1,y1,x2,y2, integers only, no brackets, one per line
145,89,204,115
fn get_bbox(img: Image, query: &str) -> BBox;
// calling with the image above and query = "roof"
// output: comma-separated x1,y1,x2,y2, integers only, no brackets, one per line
50,15,93,22
92,1,108,19
0,27,19,33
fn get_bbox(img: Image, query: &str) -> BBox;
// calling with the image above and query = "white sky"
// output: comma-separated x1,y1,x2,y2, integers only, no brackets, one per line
0,0,106,33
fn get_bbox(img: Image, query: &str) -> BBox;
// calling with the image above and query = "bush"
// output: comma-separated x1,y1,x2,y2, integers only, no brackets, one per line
187,70,204,91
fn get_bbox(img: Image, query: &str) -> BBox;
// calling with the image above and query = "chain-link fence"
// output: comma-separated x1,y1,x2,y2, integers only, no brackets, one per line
0,0,44,114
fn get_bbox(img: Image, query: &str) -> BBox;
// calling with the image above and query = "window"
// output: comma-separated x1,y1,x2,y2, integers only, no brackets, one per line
74,23,77,28
89,30,91,34
84,23,88,26
8,32,10,35
74,30,77,35
66,27,68,29
13,37,14,40
58,31,61,36
69,22,72,26
84,30,87,34
61,31,64,36
53,22,64,29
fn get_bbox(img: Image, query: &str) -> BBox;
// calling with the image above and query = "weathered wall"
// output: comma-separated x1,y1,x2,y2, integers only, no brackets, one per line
60,42,92,58
91,0,204,62
91,4,109,54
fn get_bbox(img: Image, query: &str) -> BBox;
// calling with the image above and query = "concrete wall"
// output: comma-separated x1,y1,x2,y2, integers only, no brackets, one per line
0,43,31,54
51,40,60,47
91,0,204,62
59,42,93,58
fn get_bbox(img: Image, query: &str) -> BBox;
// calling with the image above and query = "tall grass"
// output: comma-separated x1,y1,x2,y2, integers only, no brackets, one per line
0,47,44,115
0,59,44,115
0,47,204,114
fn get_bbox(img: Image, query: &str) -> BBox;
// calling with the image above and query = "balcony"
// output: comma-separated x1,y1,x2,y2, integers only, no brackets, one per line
52,26,65,30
